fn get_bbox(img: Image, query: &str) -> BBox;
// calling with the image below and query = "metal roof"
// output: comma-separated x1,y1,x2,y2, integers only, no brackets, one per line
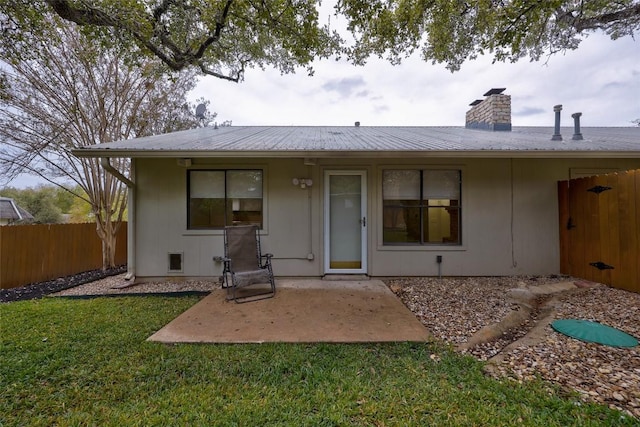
72,126,640,159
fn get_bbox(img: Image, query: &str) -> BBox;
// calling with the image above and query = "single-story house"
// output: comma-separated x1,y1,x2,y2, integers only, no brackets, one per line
73,90,640,282
0,197,35,225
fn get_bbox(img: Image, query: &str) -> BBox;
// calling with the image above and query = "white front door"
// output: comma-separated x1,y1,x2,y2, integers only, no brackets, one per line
324,171,367,274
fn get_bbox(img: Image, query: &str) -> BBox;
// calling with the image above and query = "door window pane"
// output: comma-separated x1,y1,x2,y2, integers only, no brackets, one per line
329,175,362,269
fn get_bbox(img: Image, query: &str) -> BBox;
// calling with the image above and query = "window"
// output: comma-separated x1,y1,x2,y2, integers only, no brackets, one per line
188,170,263,229
382,169,461,245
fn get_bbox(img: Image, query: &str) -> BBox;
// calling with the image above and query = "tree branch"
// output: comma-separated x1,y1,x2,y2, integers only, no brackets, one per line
560,3,640,32
44,0,243,80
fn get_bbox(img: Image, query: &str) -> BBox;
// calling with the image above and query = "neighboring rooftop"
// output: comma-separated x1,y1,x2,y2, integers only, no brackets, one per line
0,197,34,224
73,125,640,159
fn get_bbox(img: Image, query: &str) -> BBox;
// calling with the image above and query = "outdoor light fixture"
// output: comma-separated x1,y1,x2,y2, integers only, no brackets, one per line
292,178,313,189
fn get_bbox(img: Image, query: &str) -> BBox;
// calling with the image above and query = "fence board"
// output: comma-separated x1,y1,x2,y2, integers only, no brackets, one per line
585,175,602,283
604,173,621,288
0,222,127,289
636,171,640,293
616,171,638,292
568,177,588,280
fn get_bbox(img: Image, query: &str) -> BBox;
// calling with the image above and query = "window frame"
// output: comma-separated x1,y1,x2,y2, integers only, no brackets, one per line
381,167,462,247
187,169,264,230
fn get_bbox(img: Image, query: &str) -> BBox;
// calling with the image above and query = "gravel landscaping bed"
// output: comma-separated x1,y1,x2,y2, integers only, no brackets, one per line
50,273,219,297
3,272,638,419
0,266,127,303
387,276,640,420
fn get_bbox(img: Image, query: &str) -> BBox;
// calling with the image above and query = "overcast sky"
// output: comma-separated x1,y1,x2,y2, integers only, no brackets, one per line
193,33,639,128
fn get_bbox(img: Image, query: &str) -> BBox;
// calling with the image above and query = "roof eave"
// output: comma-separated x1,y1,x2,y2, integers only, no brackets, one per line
71,149,640,159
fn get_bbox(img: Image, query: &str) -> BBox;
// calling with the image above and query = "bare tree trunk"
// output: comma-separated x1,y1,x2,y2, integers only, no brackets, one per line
92,170,126,270
95,217,124,269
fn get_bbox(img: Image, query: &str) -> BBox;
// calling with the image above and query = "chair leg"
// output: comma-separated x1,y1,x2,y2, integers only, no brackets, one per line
227,276,276,303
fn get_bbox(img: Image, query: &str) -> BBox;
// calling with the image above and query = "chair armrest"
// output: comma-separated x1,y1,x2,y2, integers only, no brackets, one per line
213,256,230,262
260,253,273,268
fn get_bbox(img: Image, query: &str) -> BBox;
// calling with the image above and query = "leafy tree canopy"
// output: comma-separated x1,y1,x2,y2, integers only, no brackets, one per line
1,0,342,81
1,1,637,77
337,0,640,71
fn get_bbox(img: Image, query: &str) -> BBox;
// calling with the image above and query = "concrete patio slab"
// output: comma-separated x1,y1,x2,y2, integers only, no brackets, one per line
148,279,432,344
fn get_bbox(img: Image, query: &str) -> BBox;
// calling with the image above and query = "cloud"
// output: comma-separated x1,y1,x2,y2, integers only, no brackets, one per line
374,104,390,114
514,107,546,117
321,76,366,98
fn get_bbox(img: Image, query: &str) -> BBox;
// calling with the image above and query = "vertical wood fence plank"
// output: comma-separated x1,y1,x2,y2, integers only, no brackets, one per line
617,171,636,292
585,175,604,283
0,227,5,284
115,224,128,266
49,224,62,278
568,177,588,280
605,173,622,289
0,222,127,289
591,174,612,285
620,170,638,293
29,225,44,285
636,170,640,293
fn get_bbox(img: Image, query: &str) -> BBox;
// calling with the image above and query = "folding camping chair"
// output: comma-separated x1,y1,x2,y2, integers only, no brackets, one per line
219,225,276,303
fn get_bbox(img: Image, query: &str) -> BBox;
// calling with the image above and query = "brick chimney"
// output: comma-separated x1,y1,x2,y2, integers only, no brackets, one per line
465,88,511,131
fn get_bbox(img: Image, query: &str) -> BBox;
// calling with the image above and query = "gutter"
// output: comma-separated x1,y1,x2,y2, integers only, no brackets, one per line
100,157,136,282
76,149,640,159
100,157,134,187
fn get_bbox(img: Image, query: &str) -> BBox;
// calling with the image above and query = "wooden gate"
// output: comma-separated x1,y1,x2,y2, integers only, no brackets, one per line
558,169,639,293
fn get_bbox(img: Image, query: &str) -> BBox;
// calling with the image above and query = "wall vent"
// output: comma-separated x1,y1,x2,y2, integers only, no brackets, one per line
168,253,183,272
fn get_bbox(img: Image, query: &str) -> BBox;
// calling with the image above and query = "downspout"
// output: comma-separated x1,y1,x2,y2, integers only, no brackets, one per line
100,157,136,281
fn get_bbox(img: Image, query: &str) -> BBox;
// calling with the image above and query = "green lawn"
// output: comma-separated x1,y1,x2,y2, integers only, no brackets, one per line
0,296,634,426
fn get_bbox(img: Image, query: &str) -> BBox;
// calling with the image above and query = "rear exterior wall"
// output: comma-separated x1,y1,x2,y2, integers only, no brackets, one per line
131,157,640,279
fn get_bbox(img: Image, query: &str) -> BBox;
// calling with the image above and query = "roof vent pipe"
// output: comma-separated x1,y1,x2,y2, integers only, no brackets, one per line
571,112,583,140
551,105,563,141
355,121,360,127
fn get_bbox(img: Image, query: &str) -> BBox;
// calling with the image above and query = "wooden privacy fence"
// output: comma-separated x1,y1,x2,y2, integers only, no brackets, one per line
0,222,127,289
558,169,639,293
